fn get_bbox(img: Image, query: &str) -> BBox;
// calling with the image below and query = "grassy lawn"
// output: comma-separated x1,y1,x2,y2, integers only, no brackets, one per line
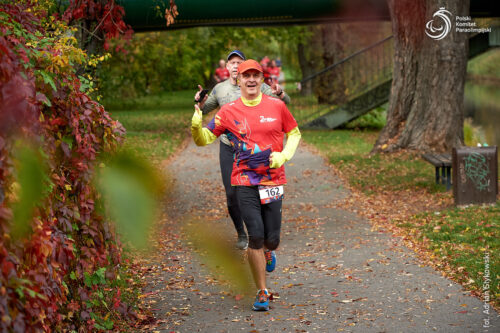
299,129,441,194
103,90,195,165
400,205,499,300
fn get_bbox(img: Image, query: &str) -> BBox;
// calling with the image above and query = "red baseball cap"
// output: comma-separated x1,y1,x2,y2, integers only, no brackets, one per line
237,59,263,74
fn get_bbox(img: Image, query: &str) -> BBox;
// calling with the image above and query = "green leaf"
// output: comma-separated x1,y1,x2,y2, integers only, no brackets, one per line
184,218,253,295
84,272,92,287
96,267,106,281
78,75,93,92
15,287,24,299
37,92,52,107
94,323,106,330
70,271,77,280
96,150,159,249
62,136,73,150
11,143,48,240
104,319,114,329
38,70,57,92
27,289,36,298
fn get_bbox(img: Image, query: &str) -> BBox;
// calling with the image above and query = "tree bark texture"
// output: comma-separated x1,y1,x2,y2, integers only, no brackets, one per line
297,42,314,96
75,20,104,57
317,24,347,104
373,0,469,153
298,26,322,96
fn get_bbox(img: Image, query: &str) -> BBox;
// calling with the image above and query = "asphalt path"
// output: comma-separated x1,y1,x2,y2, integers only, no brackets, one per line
142,139,499,332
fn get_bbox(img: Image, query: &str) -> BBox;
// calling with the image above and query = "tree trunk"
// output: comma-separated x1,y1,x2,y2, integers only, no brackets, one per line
373,0,469,153
74,18,104,57
297,27,322,96
316,23,347,104
297,43,314,95
73,19,105,76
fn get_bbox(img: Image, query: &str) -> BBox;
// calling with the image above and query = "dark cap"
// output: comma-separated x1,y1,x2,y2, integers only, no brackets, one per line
227,50,246,61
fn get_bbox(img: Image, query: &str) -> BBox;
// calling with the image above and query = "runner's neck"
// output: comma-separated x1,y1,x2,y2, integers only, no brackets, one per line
241,93,262,107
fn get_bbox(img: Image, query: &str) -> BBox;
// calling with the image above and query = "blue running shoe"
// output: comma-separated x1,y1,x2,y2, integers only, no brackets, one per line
252,289,270,311
265,250,276,272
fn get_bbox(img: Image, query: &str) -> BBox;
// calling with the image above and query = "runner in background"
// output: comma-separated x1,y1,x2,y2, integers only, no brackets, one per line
191,59,301,311
194,50,291,251
261,57,271,86
275,57,285,83
214,59,230,83
260,56,270,67
267,59,281,85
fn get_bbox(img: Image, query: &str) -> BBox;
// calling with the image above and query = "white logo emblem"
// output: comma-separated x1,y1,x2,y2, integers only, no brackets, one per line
260,115,277,123
425,7,452,40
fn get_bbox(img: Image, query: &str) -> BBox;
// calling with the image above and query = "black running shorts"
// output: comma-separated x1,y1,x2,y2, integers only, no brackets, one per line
236,186,282,250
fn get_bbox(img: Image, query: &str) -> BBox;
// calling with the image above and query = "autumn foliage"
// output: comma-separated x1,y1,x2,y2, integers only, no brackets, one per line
63,0,133,52
0,1,136,331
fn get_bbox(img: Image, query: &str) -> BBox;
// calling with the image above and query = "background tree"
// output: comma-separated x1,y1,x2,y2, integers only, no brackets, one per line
296,21,391,102
297,26,322,96
373,0,469,153
316,24,347,104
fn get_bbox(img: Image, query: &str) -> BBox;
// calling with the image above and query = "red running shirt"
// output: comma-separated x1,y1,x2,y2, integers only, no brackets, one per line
215,67,229,81
207,95,298,186
268,66,280,82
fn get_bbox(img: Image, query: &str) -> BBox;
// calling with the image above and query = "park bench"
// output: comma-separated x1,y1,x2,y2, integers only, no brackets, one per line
421,153,452,190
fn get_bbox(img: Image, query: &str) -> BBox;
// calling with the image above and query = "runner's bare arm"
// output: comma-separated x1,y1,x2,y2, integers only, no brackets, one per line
270,126,301,168
191,105,217,146
262,82,291,104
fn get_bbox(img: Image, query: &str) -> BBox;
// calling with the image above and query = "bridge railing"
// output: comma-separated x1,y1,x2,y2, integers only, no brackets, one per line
295,35,394,125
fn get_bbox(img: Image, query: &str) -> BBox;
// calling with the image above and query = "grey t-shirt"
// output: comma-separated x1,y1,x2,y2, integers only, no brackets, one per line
201,80,291,145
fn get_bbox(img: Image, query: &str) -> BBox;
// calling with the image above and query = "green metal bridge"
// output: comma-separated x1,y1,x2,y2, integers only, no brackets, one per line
117,0,499,31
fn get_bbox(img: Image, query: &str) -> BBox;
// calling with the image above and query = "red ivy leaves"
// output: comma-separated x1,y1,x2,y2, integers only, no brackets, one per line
0,35,38,138
0,1,126,331
63,0,133,51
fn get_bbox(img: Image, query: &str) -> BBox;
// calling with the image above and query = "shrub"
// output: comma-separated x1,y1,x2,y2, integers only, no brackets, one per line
0,1,136,331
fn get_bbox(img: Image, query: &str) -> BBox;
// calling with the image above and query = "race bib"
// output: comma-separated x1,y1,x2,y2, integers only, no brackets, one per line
258,185,284,204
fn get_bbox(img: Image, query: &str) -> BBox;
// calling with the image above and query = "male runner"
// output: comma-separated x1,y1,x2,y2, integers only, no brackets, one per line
191,59,301,311
195,50,291,250
214,59,229,82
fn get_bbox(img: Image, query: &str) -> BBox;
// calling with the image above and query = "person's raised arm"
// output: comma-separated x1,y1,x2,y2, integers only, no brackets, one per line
194,85,209,109
262,82,291,104
191,105,217,146
199,86,221,115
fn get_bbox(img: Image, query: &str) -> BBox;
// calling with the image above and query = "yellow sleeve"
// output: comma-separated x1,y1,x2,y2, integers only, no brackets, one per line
191,106,217,146
270,126,301,168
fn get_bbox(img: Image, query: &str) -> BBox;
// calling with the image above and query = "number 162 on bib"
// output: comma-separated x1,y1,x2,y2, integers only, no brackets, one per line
258,185,284,204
